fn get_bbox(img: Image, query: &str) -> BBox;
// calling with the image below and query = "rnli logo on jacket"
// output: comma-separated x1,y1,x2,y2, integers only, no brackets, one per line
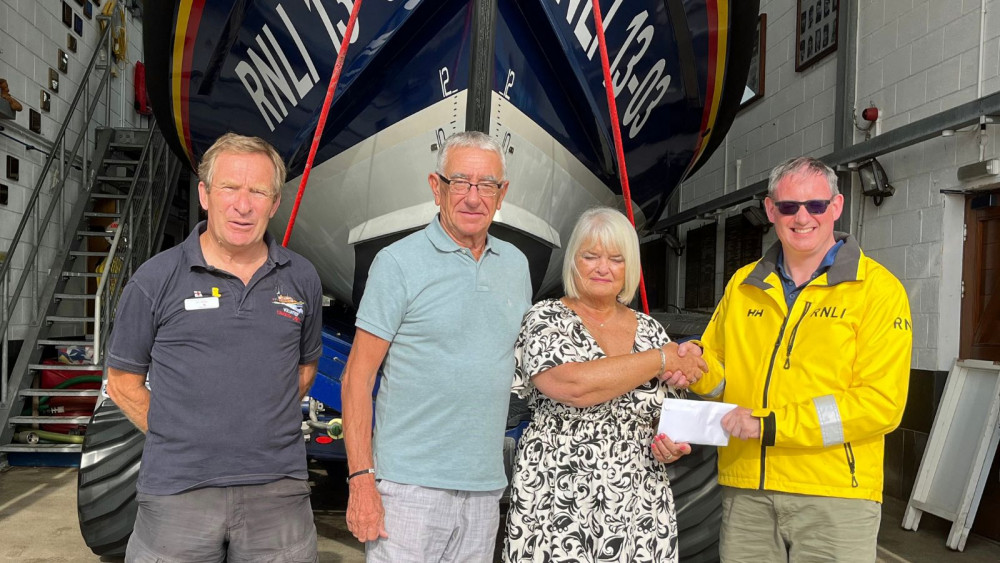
272,291,305,323
893,317,911,331
810,306,847,319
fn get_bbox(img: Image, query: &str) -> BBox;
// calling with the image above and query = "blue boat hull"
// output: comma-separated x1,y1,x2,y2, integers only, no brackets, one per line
144,0,758,303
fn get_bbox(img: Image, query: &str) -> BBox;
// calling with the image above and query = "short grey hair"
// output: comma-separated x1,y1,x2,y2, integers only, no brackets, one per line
562,207,641,303
436,131,506,180
197,132,286,199
768,157,839,198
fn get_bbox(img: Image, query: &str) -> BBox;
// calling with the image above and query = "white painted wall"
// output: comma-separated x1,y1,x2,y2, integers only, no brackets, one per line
675,0,1000,372
0,0,146,340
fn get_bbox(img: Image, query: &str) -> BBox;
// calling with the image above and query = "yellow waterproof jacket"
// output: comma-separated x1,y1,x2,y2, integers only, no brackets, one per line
691,233,911,502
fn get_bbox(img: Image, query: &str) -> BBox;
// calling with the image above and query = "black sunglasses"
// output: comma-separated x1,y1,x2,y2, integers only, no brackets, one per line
772,199,833,216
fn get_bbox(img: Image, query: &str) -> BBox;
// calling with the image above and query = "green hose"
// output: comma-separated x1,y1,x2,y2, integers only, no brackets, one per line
15,429,85,444
22,374,103,414
49,375,103,389
37,375,103,408
36,430,85,444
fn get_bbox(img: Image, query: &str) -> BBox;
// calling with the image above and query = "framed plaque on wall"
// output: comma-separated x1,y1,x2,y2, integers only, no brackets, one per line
741,13,766,108
796,0,838,72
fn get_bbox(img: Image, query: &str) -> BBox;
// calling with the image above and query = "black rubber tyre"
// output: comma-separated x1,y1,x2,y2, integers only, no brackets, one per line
667,443,722,563
77,398,145,557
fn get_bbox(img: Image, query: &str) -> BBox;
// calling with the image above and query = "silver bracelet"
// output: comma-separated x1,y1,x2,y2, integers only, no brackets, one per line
657,348,666,375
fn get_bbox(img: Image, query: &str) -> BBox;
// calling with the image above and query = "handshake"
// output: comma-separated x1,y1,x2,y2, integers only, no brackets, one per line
657,341,707,389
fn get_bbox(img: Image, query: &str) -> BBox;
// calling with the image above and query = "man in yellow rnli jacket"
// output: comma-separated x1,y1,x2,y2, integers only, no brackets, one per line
690,157,912,562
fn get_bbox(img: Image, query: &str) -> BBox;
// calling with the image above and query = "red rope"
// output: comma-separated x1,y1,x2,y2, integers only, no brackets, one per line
591,0,650,314
282,0,364,247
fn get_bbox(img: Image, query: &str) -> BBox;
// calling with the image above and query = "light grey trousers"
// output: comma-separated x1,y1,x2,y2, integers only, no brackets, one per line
366,479,504,563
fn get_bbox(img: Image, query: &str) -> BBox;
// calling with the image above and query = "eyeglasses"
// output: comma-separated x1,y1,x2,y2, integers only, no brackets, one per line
772,199,833,215
436,173,505,198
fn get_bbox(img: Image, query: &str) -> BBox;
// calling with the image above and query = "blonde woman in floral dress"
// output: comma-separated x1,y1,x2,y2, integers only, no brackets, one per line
504,207,706,562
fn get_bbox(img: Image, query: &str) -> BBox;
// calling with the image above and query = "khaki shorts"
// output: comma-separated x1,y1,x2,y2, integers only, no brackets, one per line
720,486,881,563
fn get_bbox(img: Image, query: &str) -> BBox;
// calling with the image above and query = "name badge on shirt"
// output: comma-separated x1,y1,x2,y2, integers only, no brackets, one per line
184,296,220,311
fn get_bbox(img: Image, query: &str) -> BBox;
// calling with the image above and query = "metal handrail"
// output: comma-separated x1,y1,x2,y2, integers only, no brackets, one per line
0,16,113,344
92,126,177,364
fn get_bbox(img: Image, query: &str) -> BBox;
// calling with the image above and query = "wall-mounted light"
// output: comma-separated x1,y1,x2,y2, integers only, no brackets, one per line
663,232,684,257
856,157,894,206
741,204,770,232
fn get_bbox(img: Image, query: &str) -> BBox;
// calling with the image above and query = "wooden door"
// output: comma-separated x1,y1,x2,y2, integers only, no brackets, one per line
962,194,1000,541
960,195,1000,361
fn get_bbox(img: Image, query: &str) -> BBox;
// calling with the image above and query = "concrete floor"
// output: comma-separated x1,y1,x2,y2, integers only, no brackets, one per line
0,463,365,563
2,463,999,562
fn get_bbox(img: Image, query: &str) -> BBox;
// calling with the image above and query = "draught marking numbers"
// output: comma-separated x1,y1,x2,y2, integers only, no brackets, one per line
502,70,515,99
439,67,456,97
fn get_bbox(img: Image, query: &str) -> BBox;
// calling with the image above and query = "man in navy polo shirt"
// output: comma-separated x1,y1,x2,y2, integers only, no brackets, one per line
342,131,532,562
107,133,323,562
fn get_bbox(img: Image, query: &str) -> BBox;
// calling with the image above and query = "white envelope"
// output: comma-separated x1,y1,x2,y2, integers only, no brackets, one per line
657,398,738,446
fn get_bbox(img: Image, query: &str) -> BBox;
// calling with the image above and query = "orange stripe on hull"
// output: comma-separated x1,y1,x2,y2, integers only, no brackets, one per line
171,0,206,166
687,0,729,175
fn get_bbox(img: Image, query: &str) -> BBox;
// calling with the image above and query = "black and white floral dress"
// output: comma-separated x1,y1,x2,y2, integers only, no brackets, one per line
503,299,681,563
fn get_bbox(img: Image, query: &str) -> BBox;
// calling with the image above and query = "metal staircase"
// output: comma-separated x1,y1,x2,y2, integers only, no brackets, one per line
0,17,183,464
0,127,181,463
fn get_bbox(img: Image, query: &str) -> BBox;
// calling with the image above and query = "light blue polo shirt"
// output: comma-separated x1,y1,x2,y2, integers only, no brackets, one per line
356,215,532,491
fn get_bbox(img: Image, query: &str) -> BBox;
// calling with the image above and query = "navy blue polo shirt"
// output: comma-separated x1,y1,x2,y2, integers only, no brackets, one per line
776,239,845,308
107,222,323,495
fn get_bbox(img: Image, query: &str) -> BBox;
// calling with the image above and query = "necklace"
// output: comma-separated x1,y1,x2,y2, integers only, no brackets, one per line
573,303,616,328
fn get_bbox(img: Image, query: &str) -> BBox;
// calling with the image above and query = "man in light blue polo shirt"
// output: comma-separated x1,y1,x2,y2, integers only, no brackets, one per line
342,131,532,562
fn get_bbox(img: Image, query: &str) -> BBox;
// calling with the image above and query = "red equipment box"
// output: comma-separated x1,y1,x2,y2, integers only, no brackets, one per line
39,359,101,433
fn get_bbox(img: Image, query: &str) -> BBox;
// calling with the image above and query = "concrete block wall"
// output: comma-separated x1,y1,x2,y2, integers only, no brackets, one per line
677,0,838,303
855,0,999,372
1,0,145,340
674,0,1000,373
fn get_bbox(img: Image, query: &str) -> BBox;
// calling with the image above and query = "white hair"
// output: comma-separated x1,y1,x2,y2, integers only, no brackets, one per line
436,131,506,179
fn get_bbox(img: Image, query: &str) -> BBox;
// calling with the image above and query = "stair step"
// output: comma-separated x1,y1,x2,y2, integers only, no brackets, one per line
76,230,111,237
0,443,83,454
95,175,134,183
103,158,139,166
61,271,101,278
54,293,97,300
9,415,91,425
20,388,101,397
109,142,145,149
28,363,101,372
46,315,92,323
69,250,109,257
37,338,95,346
84,211,121,218
90,193,128,200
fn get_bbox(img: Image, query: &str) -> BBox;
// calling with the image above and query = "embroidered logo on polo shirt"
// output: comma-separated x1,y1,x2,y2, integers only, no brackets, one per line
272,290,305,322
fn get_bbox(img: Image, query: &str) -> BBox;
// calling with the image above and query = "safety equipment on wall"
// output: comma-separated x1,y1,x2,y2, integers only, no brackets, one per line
100,0,128,64
134,62,151,115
